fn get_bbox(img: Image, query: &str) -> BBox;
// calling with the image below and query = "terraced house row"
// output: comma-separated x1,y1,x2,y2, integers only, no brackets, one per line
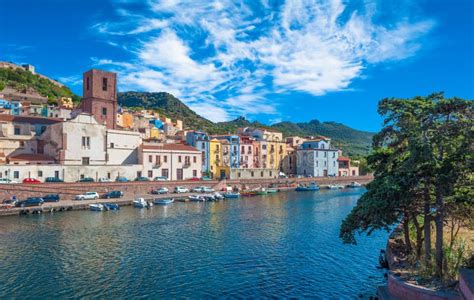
0,69,359,183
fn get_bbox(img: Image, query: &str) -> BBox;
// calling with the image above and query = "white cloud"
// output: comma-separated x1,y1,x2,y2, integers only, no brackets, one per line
93,0,435,122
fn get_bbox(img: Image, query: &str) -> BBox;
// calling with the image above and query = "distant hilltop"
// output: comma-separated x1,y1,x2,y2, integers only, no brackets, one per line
0,61,79,104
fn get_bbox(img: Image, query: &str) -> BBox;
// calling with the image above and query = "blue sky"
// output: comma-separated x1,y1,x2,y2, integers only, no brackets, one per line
1,0,473,132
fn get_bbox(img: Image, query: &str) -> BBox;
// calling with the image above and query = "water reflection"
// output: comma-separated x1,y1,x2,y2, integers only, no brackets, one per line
0,189,388,298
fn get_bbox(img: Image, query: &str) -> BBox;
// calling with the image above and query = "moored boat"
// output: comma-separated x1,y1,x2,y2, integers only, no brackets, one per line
295,183,320,191
348,181,362,188
224,192,240,199
240,191,256,197
154,198,174,205
133,198,149,208
189,195,205,202
327,184,344,190
103,203,120,210
89,203,104,211
267,188,278,193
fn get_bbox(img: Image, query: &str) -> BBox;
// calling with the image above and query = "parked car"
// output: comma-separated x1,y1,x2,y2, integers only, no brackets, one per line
78,177,95,183
115,176,129,182
151,187,169,194
23,177,42,184
186,177,201,181
45,177,64,183
174,186,189,193
15,197,44,207
42,194,60,202
102,190,123,199
134,177,150,182
153,176,168,181
98,177,113,183
192,186,215,193
0,178,18,184
75,192,99,200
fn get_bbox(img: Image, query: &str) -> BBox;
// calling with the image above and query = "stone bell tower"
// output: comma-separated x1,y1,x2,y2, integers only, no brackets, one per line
81,69,117,129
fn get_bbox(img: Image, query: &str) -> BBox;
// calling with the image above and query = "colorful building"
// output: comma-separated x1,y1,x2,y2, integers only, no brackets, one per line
186,131,210,175
296,138,339,177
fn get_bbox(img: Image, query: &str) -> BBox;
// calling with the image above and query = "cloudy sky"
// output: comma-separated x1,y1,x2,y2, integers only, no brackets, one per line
1,0,473,131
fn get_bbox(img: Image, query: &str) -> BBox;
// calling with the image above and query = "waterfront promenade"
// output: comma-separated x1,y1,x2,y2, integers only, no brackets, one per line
0,176,372,216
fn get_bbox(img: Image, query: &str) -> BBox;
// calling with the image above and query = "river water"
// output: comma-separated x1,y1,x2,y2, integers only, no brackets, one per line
0,189,388,298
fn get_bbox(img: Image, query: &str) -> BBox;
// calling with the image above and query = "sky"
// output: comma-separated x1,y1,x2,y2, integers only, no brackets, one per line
1,0,473,132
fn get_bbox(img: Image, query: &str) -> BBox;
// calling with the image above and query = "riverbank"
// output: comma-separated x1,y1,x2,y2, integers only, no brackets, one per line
0,176,372,217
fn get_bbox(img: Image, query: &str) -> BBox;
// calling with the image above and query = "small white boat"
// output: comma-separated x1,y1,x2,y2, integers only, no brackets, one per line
327,184,344,190
89,203,104,211
154,198,174,205
213,192,224,200
133,198,149,208
348,181,362,188
189,195,205,202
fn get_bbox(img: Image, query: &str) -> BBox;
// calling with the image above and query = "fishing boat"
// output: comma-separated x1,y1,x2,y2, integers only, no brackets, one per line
327,184,344,190
348,181,362,188
154,198,174,205
89,203,104,211
295,183,320,191
103,203,120,210
224,192,240,199
213,192,224,200
240,191,256,197
189,195,205,202
255,188,267,195
133,198,149,208
267,188,278,193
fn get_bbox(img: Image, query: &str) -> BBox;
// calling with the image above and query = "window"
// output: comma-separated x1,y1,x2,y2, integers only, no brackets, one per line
162,169,169,178
14,171,19,179
148,155,153,163
324,161,327,167
14,127,20,135
333,161,336,167
102,107,107,115
82,157,90,165
148,170,153,178
107,172,111,179
262,145,267,150
251,171,254,177
164,155,168,163
193,170,197,177
178,156,182,163
102,78,108,91
110,143,114,148
19,141,25,147
316,151,318,158
193,156,197,163
270,171,273,177
38,171,43,177
137,171,142,178
261,171,264,177
238,172,241,178
333,152,336,158
86,77,90,90
156,155,161,164
54,170,59,178
202,142,205,148
82,136,90,148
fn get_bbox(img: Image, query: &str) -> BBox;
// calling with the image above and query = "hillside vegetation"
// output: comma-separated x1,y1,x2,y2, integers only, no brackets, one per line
118,91,373,156
0,65,80,103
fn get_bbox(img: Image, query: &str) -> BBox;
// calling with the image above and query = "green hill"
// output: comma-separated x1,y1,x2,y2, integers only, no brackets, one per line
0,63,80,103
118,91,373,157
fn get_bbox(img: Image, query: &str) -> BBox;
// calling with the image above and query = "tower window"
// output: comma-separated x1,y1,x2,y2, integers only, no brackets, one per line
86,77,90,90
102,78,108,91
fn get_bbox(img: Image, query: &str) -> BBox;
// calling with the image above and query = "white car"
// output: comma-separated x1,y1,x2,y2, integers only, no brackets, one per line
192,186,215,193
98,177,113,183
0,178,18,184
75,192,100,200
152,187,169,194
174,186,189,193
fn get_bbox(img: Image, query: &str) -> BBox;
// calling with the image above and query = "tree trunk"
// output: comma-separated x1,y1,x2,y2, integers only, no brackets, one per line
412,214,423,260
403,214,412,254
423,185,431,266
435,186,444,277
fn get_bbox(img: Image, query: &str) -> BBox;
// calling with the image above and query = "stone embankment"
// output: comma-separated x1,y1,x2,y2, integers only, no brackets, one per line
0,176,373,217
377,227,474,300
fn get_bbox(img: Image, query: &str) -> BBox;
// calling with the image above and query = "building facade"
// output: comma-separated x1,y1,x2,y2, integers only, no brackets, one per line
296,139,339,177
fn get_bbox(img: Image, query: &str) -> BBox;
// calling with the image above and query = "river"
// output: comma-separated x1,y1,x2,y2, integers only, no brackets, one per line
0,189,388,298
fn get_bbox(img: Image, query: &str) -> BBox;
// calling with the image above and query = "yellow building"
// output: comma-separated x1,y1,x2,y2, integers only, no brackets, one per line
116,112,134,129
265,141,286,170
150,127,161,140
59,97,74,109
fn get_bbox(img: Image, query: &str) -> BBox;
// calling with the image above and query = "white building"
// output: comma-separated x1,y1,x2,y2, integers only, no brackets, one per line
296,138,339,177
139,143,202,180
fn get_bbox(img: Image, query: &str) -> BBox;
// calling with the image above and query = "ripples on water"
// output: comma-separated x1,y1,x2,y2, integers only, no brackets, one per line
0,189,388,298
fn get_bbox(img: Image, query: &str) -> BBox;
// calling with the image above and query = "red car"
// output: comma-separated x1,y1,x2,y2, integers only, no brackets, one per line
23,178,42,184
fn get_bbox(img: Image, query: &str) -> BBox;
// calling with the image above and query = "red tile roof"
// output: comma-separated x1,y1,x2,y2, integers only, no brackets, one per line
142,143,199,152
337,156,350,162
8,153,55,162
0,114,62,125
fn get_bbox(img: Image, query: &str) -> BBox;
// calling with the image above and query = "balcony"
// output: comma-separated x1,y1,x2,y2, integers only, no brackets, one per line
153,162,162,168
183,162,191,168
